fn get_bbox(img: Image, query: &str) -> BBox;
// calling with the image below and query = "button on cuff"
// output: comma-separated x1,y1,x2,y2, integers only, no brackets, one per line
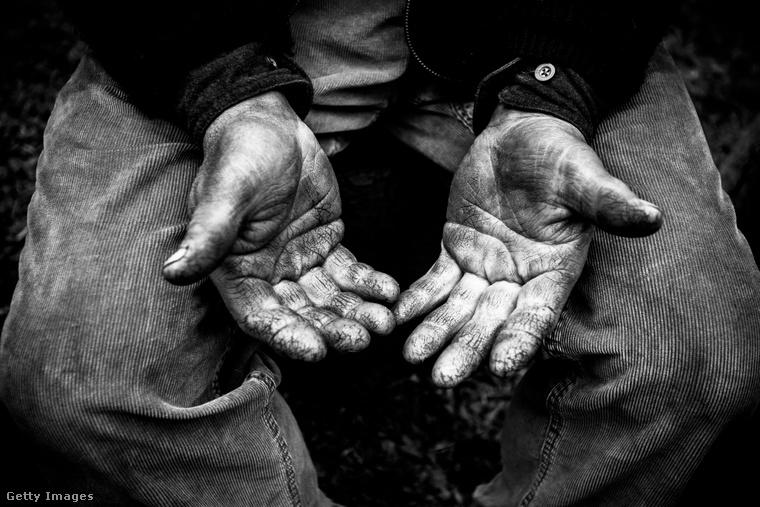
534,63,556,82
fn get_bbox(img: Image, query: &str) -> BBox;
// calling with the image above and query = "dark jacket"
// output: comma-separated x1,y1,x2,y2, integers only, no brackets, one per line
62,0,677,142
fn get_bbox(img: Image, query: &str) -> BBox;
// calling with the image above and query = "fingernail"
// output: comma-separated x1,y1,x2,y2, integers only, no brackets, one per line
164,246,188,267
636,200,659,212
642,200,659,209
644,204,663,223
632,200,661,222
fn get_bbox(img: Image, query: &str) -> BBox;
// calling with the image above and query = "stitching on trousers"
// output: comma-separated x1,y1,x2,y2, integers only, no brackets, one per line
209,340,234,399
258,374,303,507
519,376,576,506
543,307,571,359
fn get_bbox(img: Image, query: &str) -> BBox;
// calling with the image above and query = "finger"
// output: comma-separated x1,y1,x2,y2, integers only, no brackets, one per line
394,248,463,324
273,280,312,310
402,273,489,363
297,266,339,306
244,307,327,362
561,151,662,237
271,221,345,282
163,195,243,285
489,272,572,376
296,306,370,352
431,281,520,387
323,245,400,303
278,279,370,351
299,268,395,335
346,300,396,335
214,274,326,361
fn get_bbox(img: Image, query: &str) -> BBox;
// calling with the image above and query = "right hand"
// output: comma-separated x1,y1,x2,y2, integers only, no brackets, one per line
162,92,399,361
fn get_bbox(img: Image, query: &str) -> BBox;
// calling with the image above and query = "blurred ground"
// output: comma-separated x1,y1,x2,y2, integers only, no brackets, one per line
1,1,758,505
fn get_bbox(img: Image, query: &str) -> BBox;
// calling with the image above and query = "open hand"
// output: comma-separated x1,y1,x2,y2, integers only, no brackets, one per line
395,107,662,386
163,92,398,361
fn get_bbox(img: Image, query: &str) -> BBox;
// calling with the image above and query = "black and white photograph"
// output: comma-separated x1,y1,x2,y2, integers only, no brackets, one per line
1,0,759,505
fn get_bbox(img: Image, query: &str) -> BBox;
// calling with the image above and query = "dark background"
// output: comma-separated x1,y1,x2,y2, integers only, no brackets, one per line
1,1,759,505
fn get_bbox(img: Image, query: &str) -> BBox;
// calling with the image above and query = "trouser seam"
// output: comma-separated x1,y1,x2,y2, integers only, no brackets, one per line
209,340,233,399
519,375,576,507
256,373,303,507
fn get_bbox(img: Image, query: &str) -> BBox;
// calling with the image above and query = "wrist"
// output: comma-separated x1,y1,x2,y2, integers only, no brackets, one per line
203,91,299,151
487,106,585,143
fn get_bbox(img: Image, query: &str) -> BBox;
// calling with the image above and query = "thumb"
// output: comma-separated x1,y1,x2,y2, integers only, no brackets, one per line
562,152,663,237
163,185,244,285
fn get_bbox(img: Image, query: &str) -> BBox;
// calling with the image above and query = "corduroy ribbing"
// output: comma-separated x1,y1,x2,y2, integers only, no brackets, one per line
0,56,321,506
487,46,760,507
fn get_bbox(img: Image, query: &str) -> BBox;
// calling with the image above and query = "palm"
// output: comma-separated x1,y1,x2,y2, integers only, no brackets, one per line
444,113,593,299
395,109,661,387
164,94,398,361
217,122,343,284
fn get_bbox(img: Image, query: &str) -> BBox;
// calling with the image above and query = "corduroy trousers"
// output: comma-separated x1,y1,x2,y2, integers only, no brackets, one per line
3,1,760,505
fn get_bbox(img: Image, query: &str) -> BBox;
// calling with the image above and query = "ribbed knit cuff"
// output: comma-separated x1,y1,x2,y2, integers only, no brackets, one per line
496,21,649,105
498,61,601,141
473,59,601,141
178,43,314,142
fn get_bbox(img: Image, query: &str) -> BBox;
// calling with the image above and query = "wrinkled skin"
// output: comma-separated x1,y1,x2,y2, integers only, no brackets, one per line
395,106,663,387
163,92,399,361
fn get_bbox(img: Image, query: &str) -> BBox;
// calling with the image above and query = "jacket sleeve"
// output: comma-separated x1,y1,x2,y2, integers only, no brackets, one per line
406,0,680,136
61,0,313,141
486,1,678,103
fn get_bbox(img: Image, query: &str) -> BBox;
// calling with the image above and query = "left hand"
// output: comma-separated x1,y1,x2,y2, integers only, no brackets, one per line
394,107,663,387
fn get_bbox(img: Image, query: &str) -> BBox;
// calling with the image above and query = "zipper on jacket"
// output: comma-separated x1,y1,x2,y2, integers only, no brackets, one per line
404,0,451,81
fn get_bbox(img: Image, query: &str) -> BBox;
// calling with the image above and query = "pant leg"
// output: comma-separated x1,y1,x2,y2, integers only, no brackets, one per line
386,46,760,506
0,57,330,506
472,46,760,506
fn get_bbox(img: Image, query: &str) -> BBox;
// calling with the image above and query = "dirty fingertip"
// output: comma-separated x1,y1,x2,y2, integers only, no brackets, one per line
402,338,427,364
393,293,419,324
431,363,463,389
489,338,537,377
432,348,473,388
324,319,371,352
379,276,401,303
275,324,327,362
353,303,396,335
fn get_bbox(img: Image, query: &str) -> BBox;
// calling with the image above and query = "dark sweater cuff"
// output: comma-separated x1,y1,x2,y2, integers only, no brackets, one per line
473,59,600,141
178,43,314,142
498,62,601,142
